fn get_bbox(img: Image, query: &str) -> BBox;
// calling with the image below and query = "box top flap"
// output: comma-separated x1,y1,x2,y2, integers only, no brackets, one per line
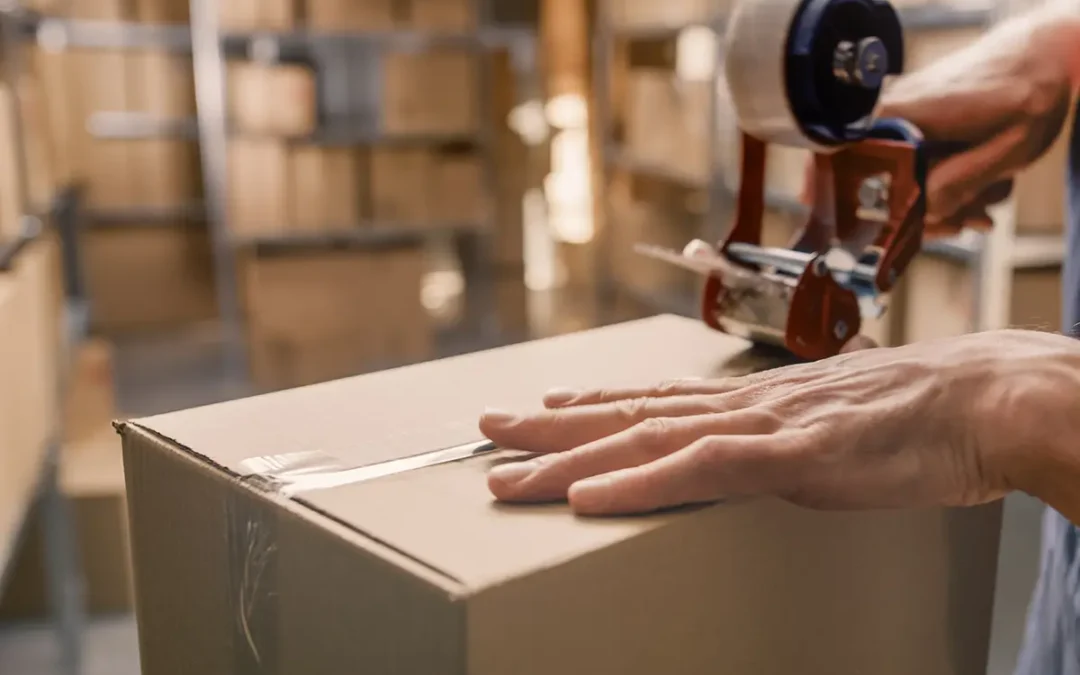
134,315,770,588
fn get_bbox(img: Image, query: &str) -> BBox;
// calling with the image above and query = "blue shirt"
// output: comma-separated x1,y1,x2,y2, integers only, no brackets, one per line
1013,100,1080,675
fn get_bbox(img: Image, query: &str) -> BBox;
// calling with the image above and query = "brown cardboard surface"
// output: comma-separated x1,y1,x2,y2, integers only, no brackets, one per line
243,246,432,389
1,427,133,619
228,62,317,136
0,237,62,597
122,315,1002,674
289,145,363,230
82,225,218,333
382,50,479,135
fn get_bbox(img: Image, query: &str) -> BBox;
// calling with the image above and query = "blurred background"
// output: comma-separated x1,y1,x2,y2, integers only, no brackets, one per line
0,0,1068,673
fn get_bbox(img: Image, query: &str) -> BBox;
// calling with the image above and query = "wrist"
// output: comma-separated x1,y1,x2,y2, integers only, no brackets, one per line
988,333,1080,524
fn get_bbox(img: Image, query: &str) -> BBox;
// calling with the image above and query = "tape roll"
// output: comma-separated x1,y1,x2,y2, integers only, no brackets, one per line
724,0,904,150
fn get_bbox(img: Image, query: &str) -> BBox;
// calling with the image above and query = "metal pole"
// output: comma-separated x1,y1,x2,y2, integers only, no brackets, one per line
591,0,616,320
189,0,247,379
457,0,498,344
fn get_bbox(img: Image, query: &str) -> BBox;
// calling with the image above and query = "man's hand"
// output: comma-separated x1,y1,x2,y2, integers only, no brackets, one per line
481,330,1080,523
804,8,1080,234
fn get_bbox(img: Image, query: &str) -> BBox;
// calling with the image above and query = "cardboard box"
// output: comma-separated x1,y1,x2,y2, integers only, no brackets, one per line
382,50,478,135
66,0,130,20
30,48,77,188
289,146,364,230
431,149,487,225
131,140,202,209
0,84,26,239
118,314,1001,675
243,245,432,389
370,148,435,224
82,225,218,334
228,62,317,137
305,0,396,30
133,0,188,22
65,339,118,445
624,69,711,184
67,51,136,209
608,0,721,28
0,237,62,586
228,138,291,238
407,0,475,31
495,269,530,337
902,255,1062,342
129,51,196,118
219,0,298,30
0,341,133,620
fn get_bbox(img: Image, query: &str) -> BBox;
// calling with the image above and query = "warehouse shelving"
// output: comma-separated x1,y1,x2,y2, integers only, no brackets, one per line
11,0,542,379
0,9,89,672
189,0,540,377
593,0,1056,336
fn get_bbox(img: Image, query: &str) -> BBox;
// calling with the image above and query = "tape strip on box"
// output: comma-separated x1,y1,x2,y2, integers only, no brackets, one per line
225,437,499,673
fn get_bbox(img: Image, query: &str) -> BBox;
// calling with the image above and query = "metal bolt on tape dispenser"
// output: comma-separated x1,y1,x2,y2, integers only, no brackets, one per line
637,0,947,361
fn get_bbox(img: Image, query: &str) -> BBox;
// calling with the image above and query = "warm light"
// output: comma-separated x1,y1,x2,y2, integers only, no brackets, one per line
508,99,549,146
676,26,719,81
545,93,589,130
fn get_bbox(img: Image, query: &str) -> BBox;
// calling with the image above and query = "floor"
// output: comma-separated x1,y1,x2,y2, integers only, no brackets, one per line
0,308,1054,675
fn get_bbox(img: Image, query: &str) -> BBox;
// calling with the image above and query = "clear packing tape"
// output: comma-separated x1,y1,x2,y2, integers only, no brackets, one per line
224,438,500,673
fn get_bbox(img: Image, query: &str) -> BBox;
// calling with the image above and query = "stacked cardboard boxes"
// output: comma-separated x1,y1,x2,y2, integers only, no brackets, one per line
31,36,213,334
0,235,64,605
224,0,519,384
0,339,134,619
221,0,476,32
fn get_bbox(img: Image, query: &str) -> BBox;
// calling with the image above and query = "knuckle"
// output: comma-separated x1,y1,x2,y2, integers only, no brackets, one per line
654,378,688,396
745,408,785,434
631,416,674,450
613,396,652,423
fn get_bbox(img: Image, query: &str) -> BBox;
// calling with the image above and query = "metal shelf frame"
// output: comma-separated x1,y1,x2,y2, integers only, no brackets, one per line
188,0,541,374
593,0,1001,322
12,1,542,378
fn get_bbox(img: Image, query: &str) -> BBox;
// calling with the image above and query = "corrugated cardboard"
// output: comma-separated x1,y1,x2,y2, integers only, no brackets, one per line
67,50,136,209
408,0,475,31
0,346,133,621
624,69,712,184
0,237,62,588
82,225,218,333
289,146,364,231
370,148,435,224
129,51,196,118
382,50,478,135
228,62,317,137
132,0,188,22
608,0,721,28
0,487,132,619
219,0,298,30
131,140,202,209
305,0,396,30
66,0,130,20
431,149,488,225
119,315,1002,675
243,245,432,390
0,84,26,240
228,138,291,238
